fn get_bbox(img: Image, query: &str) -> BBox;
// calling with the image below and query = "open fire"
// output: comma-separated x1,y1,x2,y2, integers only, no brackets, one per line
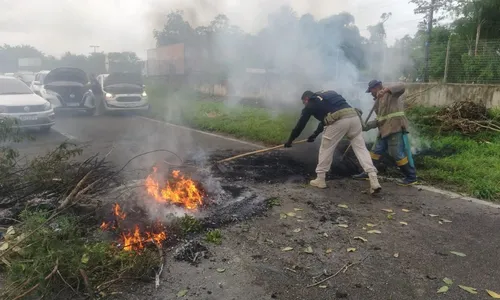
145,168,204,210
100,168,205,252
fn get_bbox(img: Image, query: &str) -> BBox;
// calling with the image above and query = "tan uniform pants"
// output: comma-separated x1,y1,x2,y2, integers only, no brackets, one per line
316,116,377,175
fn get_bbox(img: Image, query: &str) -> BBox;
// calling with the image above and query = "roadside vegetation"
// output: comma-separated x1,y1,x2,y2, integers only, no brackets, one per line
0,119,159,299
147,84,500,202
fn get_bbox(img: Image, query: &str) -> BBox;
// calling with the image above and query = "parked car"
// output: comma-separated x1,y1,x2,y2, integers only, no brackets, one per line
0,75,55,131
40,67,99,114
14,72,36,86
30,70,51,95
96,72,149,112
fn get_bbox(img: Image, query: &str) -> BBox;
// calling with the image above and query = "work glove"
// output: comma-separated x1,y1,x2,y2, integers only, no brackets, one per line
284,140,293,148
307,135,316,143
362,120,378,132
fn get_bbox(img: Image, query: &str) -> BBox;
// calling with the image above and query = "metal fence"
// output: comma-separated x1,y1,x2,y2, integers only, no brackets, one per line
420,38,500,84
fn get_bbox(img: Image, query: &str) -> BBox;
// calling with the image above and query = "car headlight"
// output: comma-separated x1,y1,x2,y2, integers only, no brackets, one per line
142,91,147,97
105,93,113,99
43,101,51,111
0,106,7,113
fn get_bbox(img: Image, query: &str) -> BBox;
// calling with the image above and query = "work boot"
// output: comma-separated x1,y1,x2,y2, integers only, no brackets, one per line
310,173,327,189
397,164,418,186
368,172,382,194
352,172,369,180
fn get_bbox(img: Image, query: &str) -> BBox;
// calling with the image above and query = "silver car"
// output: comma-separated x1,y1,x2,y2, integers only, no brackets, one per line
0,76,55,131
96,72,149,112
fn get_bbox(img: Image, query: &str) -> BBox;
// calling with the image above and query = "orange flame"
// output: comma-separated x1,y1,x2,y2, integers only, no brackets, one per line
145,168,204,210
113,203,126,220
122,224,167,252
99,203,168,252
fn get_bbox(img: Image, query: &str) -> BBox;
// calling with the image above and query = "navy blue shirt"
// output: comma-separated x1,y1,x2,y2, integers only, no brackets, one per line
288,90,351,141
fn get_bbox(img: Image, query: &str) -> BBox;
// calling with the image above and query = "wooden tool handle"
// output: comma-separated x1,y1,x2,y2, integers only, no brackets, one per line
217,139,308,163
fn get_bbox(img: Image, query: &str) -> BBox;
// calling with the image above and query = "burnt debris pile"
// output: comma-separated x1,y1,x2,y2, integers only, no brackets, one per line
204,140,383,182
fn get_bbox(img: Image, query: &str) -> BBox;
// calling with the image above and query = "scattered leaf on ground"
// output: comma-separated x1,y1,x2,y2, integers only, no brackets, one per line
323,233,329,237
443,278,454,285
177,289,188,297
337,224,349,228
286,212,296,217
439,221,443,225
318,285,328,289
216,268,226,273
354,236,368,242
387,213,395,220
325,249,333,254
437,286,449,293
81,253,89,264
429,214,439,217
459,285,478,294
0,242,8,251
366,223,376,227
450,251,466,257
280,213,287,219
265,239,274,244
347,248,356,252
367,230,381,234
12,246,21,253
338,204,348,209
402,209,410,212
486,289,500,298
382,209,393,213
441,219,452,223
303,246,314,254
294,208,303,211
282,247,294,252
399,221,408,226
293,228,301,233
393,253,399,258
6,226,15,236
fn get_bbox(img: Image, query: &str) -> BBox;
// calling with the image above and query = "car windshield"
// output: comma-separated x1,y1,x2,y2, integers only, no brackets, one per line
0,78,34,95
19,74,35,82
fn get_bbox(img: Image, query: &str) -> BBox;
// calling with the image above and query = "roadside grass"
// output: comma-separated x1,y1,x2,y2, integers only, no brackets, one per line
147,85,500,201
146,83,304,145
408,106,500,201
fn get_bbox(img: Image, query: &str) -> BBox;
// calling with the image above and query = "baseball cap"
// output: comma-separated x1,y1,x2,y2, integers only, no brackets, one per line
301,90,314,100
366,80,382,93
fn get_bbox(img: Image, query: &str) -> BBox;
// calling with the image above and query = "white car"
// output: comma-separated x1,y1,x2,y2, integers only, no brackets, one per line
96,72,149,112
0,76,55,131
30,70,51,96
14,72,36,86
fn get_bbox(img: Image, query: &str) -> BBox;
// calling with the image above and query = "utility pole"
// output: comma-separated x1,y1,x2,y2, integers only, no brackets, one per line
89,45,100,53
443,35,451,83
423,0,436,83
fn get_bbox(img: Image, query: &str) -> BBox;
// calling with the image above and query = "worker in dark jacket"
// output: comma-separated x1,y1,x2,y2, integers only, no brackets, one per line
285,90,382,194
353,80,418,185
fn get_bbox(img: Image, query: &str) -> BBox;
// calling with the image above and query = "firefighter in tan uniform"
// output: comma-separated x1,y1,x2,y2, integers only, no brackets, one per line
353,80,418,185
285,90,382,194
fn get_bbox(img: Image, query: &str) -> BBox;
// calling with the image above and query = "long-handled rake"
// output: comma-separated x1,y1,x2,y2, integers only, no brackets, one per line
215,139,308,172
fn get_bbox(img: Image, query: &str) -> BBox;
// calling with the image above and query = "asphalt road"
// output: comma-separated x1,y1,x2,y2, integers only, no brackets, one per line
12,113,500,300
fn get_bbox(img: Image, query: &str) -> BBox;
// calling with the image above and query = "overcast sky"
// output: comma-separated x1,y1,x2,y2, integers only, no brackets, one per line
1,0,420,58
